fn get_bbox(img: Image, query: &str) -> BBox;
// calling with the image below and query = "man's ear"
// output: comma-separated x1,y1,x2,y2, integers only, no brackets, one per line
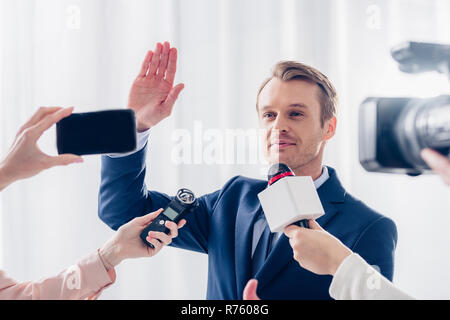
323,116,337,141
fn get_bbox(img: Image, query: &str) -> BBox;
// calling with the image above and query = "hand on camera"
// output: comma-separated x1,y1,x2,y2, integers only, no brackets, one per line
421,148,450,186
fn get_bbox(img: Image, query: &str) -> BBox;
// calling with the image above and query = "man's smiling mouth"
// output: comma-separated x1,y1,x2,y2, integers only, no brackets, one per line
269,141,296,149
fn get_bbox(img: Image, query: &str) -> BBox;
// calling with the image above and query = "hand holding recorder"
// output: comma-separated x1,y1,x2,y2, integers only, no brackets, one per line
100,208,186,268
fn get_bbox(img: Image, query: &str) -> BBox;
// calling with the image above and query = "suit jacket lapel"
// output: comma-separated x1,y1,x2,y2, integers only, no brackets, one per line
254,232,291,291
255,166,345,291
254,203,339,291
316,167,346,227
234,181,266,299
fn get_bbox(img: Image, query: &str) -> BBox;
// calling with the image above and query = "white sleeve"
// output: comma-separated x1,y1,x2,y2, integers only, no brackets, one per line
107,129,150,158
329,253,414,300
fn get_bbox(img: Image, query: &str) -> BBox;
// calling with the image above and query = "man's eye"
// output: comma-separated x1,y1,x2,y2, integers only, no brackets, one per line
290,112,303,117
263,113,275,119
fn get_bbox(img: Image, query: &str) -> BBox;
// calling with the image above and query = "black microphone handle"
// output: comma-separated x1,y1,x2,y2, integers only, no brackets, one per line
295,219,309,229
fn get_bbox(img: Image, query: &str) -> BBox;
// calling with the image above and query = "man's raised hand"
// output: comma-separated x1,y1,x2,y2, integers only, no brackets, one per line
128,41,184,132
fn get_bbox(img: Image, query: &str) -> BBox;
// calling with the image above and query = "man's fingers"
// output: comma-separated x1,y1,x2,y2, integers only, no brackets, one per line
148,42,162,76
31,107,74,138
17,107,62,136
165,47,178,85
243,279,261,300
157,41,170,77
138,50,153,78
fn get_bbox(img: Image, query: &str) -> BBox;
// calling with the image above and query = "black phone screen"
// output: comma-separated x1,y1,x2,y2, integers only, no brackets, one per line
56,109,137,155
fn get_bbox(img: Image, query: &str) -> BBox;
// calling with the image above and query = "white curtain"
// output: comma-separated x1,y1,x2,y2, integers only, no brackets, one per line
1,0,449,299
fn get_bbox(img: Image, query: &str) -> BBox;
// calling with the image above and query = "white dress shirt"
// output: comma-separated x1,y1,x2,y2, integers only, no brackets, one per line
108,129,150,158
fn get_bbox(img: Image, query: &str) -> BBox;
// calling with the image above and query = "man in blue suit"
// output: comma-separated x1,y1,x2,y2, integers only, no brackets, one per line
98,42,397,299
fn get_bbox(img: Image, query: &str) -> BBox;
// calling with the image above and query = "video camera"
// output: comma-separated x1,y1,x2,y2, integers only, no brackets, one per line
359,41,450,176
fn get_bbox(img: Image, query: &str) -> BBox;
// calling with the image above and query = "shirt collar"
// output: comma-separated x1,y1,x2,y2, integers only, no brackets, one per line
313,166,329,189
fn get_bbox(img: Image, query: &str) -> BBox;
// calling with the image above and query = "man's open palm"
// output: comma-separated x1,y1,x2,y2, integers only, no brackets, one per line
128,41,184,132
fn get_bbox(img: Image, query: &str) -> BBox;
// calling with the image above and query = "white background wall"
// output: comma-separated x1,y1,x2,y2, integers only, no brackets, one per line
0,0,449,299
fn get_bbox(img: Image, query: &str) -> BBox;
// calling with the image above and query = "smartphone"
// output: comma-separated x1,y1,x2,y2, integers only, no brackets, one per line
56,109,137,155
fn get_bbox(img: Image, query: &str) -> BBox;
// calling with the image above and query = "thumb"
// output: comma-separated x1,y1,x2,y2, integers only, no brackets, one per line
48,154,83,167
308,219,324,230
163,83,184,110
243,279,261,300
134,208,164,226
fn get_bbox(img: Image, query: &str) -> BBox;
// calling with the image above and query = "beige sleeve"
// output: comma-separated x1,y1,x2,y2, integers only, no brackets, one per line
0,250,115,300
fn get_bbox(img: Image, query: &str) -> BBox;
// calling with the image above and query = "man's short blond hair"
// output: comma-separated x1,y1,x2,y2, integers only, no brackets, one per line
257,61,338,127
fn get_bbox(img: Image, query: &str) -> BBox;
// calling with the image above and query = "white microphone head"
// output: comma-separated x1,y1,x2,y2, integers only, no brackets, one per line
258,174,325,232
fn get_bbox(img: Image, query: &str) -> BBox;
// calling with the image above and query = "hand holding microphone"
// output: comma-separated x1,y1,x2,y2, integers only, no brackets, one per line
257,163,325,232
284,220,352,276
244,163,350,299
261,163,351,276
243,220,353,300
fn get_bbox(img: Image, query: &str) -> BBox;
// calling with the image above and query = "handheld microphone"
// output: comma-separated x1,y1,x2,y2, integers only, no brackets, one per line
267,163,309,229
267,163,295,186
257,163,325,233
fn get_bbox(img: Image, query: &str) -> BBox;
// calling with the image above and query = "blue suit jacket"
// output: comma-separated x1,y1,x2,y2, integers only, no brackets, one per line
98,146,398,300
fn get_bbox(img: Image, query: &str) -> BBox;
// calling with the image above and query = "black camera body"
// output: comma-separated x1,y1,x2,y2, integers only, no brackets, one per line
359,95,450,175
359,42,450,176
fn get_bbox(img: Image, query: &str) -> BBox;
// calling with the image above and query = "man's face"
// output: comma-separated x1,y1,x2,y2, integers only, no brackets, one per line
257,78,333,171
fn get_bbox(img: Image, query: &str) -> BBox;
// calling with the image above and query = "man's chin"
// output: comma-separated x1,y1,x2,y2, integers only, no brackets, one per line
268,154,293,166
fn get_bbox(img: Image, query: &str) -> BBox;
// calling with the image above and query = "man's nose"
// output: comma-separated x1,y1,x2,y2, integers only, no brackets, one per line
272,115,289,132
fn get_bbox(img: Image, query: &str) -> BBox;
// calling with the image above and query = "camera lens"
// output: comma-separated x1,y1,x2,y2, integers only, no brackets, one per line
396,95,450,170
